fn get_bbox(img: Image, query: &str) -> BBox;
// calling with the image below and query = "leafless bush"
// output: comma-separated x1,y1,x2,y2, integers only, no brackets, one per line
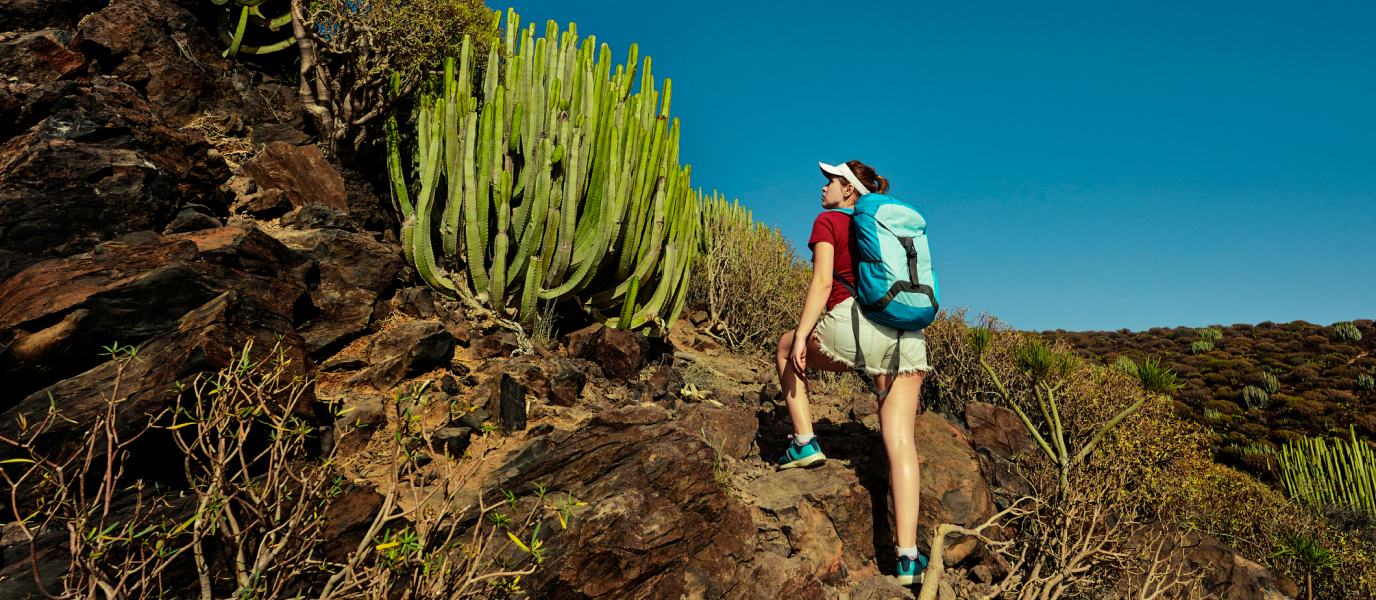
0,340,574,599
689,215,810,353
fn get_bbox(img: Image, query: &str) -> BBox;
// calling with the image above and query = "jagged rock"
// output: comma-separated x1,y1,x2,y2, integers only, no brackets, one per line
485,404,756,599
647,364,684,400
0,228,307,399
682,404,757,460
549,364,588,407
498,373,526,435
281,203,356,231
432,426,472,457
439,373,460,395
76,0,282,126
472,331,518,358
0,79,231,255
339,166,398,233
349,320,454,390
728,551,827,599
164,205,223,234
233,188,291,218
851,393,878,421
0,291,315,480
965,401,1034,459
850,575,916,600
251,122,311,149
319,484,383,563
320,353,366,372
330,391,387,457
457,409,490,430
746,462,878,586
0,30,85,84
394,286,436,319
268,228,402,355
238,142,348,211
571,323,647,381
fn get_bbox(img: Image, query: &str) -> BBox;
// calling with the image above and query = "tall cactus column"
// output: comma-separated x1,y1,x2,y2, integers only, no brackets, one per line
392,9,706,335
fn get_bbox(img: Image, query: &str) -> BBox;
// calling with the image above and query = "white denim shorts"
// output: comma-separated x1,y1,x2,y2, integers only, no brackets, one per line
812,298,930,376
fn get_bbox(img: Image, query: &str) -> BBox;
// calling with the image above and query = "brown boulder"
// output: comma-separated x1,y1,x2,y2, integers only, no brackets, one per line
0,30,85,84
965,401,1035,459
745,461,879,585
238,143,349,211
267,228,402,355
350,320,455,390
487,405,756,599
682,403,758,460
571,323,647,381
76,0,282,126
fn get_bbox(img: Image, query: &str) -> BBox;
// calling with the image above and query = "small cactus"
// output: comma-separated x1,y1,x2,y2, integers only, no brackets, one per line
1197,328,1224,342
1358,373,1375,391
1190,341,1215,355
1243,385,1270,410
1112,356,1138,375
1260,371,1281,394
1334,321,1362,343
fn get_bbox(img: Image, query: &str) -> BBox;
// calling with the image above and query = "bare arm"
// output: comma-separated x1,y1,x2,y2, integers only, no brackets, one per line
790,242,835,375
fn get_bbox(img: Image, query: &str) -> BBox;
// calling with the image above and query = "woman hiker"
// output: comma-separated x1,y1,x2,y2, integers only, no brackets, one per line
774,160,932,585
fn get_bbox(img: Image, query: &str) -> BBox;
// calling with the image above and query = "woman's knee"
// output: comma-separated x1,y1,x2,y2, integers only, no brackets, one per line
776,330,795,360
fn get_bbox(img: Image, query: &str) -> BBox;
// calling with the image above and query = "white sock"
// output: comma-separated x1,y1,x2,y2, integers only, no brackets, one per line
792,433,815,446
896,546,918,558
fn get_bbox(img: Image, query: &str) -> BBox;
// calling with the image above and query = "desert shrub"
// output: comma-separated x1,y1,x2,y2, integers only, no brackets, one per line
1303,334,1330,346
923,309,1035,416
1205,399,1245,416
688,211,810,353
1291,365,1319,381
1326,389,1358,403
1204,372,1229,387
1257,342,1281,353
1358,414,1376,435
1296,400,1327,417
1239,423,1272,440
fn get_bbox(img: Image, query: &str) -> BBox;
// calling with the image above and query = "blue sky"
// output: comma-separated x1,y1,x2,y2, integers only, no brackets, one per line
507,1,1375,332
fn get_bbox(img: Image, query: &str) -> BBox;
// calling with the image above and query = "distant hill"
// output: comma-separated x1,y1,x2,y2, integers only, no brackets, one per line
1036,319,1375,480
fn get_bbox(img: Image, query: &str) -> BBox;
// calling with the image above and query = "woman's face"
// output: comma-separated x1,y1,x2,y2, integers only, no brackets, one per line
821,177,854,209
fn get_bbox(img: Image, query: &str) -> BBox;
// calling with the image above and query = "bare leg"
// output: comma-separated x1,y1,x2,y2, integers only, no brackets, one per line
776,329,852,436
874,370,926,549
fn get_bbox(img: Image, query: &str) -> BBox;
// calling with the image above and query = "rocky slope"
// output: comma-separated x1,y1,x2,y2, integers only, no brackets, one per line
0,1,1300,598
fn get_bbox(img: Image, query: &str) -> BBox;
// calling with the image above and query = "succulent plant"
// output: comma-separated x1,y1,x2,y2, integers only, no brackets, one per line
1358,373,1375,391
1242,385,1270,410
394,12,701,334
1260,371,1281,394
1190,341,1215,355
211,0,295,59
1197,327,1224,342
1278,426,1375,516
1112,355,1138,375
1334,321,1362,343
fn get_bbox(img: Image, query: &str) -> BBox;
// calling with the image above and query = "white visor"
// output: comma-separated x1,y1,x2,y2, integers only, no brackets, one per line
819,162,870,195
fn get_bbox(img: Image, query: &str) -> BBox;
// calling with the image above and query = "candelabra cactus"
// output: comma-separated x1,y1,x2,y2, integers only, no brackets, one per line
1334,321,1362,343
394,11,700,333
1189,340,1215,355
1358,373,1375,391
1197,327,1223,342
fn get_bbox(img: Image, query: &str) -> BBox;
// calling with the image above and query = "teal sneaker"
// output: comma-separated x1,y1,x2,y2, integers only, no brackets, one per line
896,553,927,586
777,435,826,469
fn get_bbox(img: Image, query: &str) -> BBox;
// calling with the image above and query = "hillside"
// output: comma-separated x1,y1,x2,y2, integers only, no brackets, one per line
1036,319,1376,476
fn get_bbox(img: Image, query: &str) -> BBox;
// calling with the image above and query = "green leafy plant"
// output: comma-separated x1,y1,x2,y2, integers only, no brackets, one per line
397,12,699,335
1269,532,1341,600
1189,340,1215,355
1112,355,1139,375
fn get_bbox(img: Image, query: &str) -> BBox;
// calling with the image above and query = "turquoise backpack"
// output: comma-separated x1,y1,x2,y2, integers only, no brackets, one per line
828,194,939,331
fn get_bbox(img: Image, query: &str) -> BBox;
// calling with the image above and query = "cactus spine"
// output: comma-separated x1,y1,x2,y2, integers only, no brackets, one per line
395,12,700,335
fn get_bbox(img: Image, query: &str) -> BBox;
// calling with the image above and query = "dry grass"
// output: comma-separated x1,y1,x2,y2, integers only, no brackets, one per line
688,217,810,355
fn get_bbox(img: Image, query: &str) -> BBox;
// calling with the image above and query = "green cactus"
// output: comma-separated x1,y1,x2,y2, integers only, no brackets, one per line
1278,426,1375,516
1242,385,1269,410
1197,327,1224,342
211,0,294,59
1190,341,1215,355
1334,321,1362,343
1358,373,1375,391
1260,371,1281,394
395,12,701,336
1112,355,1139,375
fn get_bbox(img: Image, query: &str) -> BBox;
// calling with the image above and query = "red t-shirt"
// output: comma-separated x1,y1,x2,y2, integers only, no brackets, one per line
807,211,857,311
